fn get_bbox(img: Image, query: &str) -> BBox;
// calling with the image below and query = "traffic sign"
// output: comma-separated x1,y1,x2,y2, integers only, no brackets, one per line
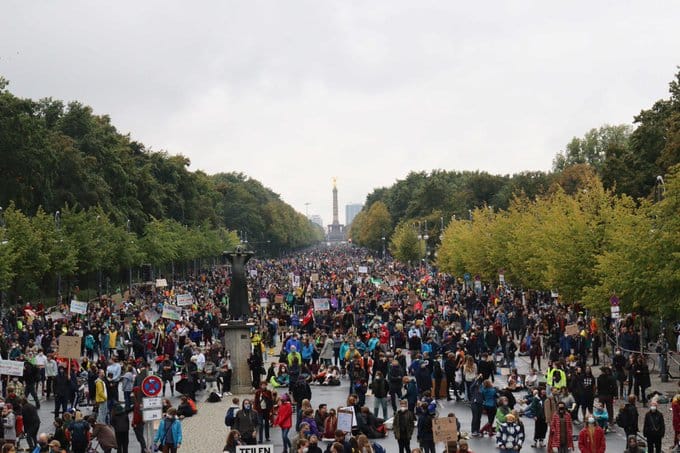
142,397,163,410
141,375,162,397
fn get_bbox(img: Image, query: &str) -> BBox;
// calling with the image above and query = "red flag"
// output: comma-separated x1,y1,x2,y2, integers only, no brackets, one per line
302,308,314,326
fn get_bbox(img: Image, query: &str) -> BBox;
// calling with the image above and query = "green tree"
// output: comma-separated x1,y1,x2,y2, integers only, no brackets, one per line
389,222,420,263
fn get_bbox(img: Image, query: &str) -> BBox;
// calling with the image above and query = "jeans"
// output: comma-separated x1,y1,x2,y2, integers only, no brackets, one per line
281,427,291,453
373,397,388,419
97,401,108,423
258,412,270,442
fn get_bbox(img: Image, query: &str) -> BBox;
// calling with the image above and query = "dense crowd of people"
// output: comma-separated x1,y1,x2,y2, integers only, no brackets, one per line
0,245,678,453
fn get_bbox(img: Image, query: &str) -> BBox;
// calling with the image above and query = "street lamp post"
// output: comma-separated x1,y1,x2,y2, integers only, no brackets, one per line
655,176,669,382
381,235,386,259
127,219,132,293
55,211,62,302
0,207,6,313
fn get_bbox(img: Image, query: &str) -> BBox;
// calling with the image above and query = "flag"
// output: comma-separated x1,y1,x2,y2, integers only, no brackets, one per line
302,308,314,326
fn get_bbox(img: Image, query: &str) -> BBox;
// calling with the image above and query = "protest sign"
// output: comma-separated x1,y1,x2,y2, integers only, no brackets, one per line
274,294,284,304
358,266,368,274
70,300,88,315
249,270,258,278
433,415,458,443
565,324,579,336
313,298,330,311
310,273,319,282
337,408,354,432
155,279,168,288
176,294,193,307
162,305,182,321
144,310,161,324
0,360,24,377
58,335,82,359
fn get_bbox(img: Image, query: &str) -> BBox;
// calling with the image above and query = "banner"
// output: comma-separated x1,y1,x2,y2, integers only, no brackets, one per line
162,305,182,321
0,360,24,377
175,294,193,307
236,446,274,453
312,298,330,311
70,300,88,315
144,309,161,324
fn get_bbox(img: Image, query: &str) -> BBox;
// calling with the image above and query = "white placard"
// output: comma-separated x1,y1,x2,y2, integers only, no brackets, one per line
70,300,88,315
176,294,193,307
161,305,182,321
293,275,300,288
249,270,258,277
313,298,330,311
0,360,25,377
236,446,274,453
155,279,168,288
610,306,621,319
142,397,163,409
142,409,162,421
358,266,368,274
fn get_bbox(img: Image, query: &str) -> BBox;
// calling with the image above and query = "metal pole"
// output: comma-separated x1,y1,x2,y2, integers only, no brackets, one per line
127,219,132,293
55,211,61,302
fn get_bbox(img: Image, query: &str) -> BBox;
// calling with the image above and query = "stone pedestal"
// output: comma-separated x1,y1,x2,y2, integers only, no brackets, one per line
221,322,254,395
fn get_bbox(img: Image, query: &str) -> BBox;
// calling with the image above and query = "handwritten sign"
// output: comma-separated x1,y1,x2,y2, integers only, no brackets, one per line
0,360,24,377
144,310,161,324
274,294,284,304
162,305,182,321
310,273,319,282
58,335,82,359
69,300,88,315
155,279,168,288
313,298,330,311
565,324,579,336
433,415,458,443
358,266,368,274
175,294,193,307
337,408,354,433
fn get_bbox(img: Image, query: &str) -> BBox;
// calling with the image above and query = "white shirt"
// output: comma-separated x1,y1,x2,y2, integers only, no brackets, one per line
196,353,206,371
34,353,47,367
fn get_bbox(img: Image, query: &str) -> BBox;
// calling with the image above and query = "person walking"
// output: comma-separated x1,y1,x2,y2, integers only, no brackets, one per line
529,388,548,448
20,398,40,451
548,401,574,453
642,401,665,453
393,399,415,453
616,395,639,438
370,371,389,419
577,415,605,453
387,360,404,413
273,394,293,453
254,382,273,443
416,402,436,453
153,407,182,453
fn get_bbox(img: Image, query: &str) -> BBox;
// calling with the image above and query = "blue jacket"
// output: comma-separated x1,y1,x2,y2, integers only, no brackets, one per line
154,417,182,446
481,386,497,408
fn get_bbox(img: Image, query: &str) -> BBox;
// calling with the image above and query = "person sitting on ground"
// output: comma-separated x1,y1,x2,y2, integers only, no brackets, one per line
176,395,197,418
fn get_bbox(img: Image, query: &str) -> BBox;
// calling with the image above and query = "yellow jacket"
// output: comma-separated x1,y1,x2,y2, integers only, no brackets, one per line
95,378,108,403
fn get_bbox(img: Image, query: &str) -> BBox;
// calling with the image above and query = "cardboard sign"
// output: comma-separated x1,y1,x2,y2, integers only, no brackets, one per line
274,294,284,304
0,359,25,377
58,335,82,359
176,294,193,307
565,324,579,336
69,300,88,315
310,273,319,282
313,298,330,311
337,408,354,433
433,415,458,443
162,305,182,321
155,279,168,288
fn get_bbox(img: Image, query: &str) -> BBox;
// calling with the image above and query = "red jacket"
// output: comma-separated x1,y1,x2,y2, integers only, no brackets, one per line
549,412,574,450
578,426,606,453
673,399,680,434
273,401,292,429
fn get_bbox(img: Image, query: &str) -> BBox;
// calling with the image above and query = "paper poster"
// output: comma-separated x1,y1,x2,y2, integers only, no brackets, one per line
144,310,161,324
337,408,354,432
313,298,330,311
161,305,182,321
565,324,579,336
70,300,88,315
293,275,300,288
249,270,258,277
310,273,319,282
155,279,168,288
433,416,458,443
0,360,25,377
176,294,193,307
58,335,82,359
358,266,368,274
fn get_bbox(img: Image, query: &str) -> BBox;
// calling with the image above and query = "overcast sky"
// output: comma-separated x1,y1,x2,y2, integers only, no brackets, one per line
2,1,679,226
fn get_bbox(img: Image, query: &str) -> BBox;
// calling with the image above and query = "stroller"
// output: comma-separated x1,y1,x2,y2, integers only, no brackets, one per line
73,370,91,410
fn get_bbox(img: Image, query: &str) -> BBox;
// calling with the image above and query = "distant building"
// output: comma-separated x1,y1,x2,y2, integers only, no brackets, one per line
345,203,363,225
309,214,324,229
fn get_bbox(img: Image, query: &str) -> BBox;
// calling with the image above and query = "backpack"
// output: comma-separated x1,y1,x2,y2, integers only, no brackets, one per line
224,407,237,427
372,442,386,453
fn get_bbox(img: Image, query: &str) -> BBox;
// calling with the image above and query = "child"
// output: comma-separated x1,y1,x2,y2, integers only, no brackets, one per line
224,397,240,429
593,402,609,432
